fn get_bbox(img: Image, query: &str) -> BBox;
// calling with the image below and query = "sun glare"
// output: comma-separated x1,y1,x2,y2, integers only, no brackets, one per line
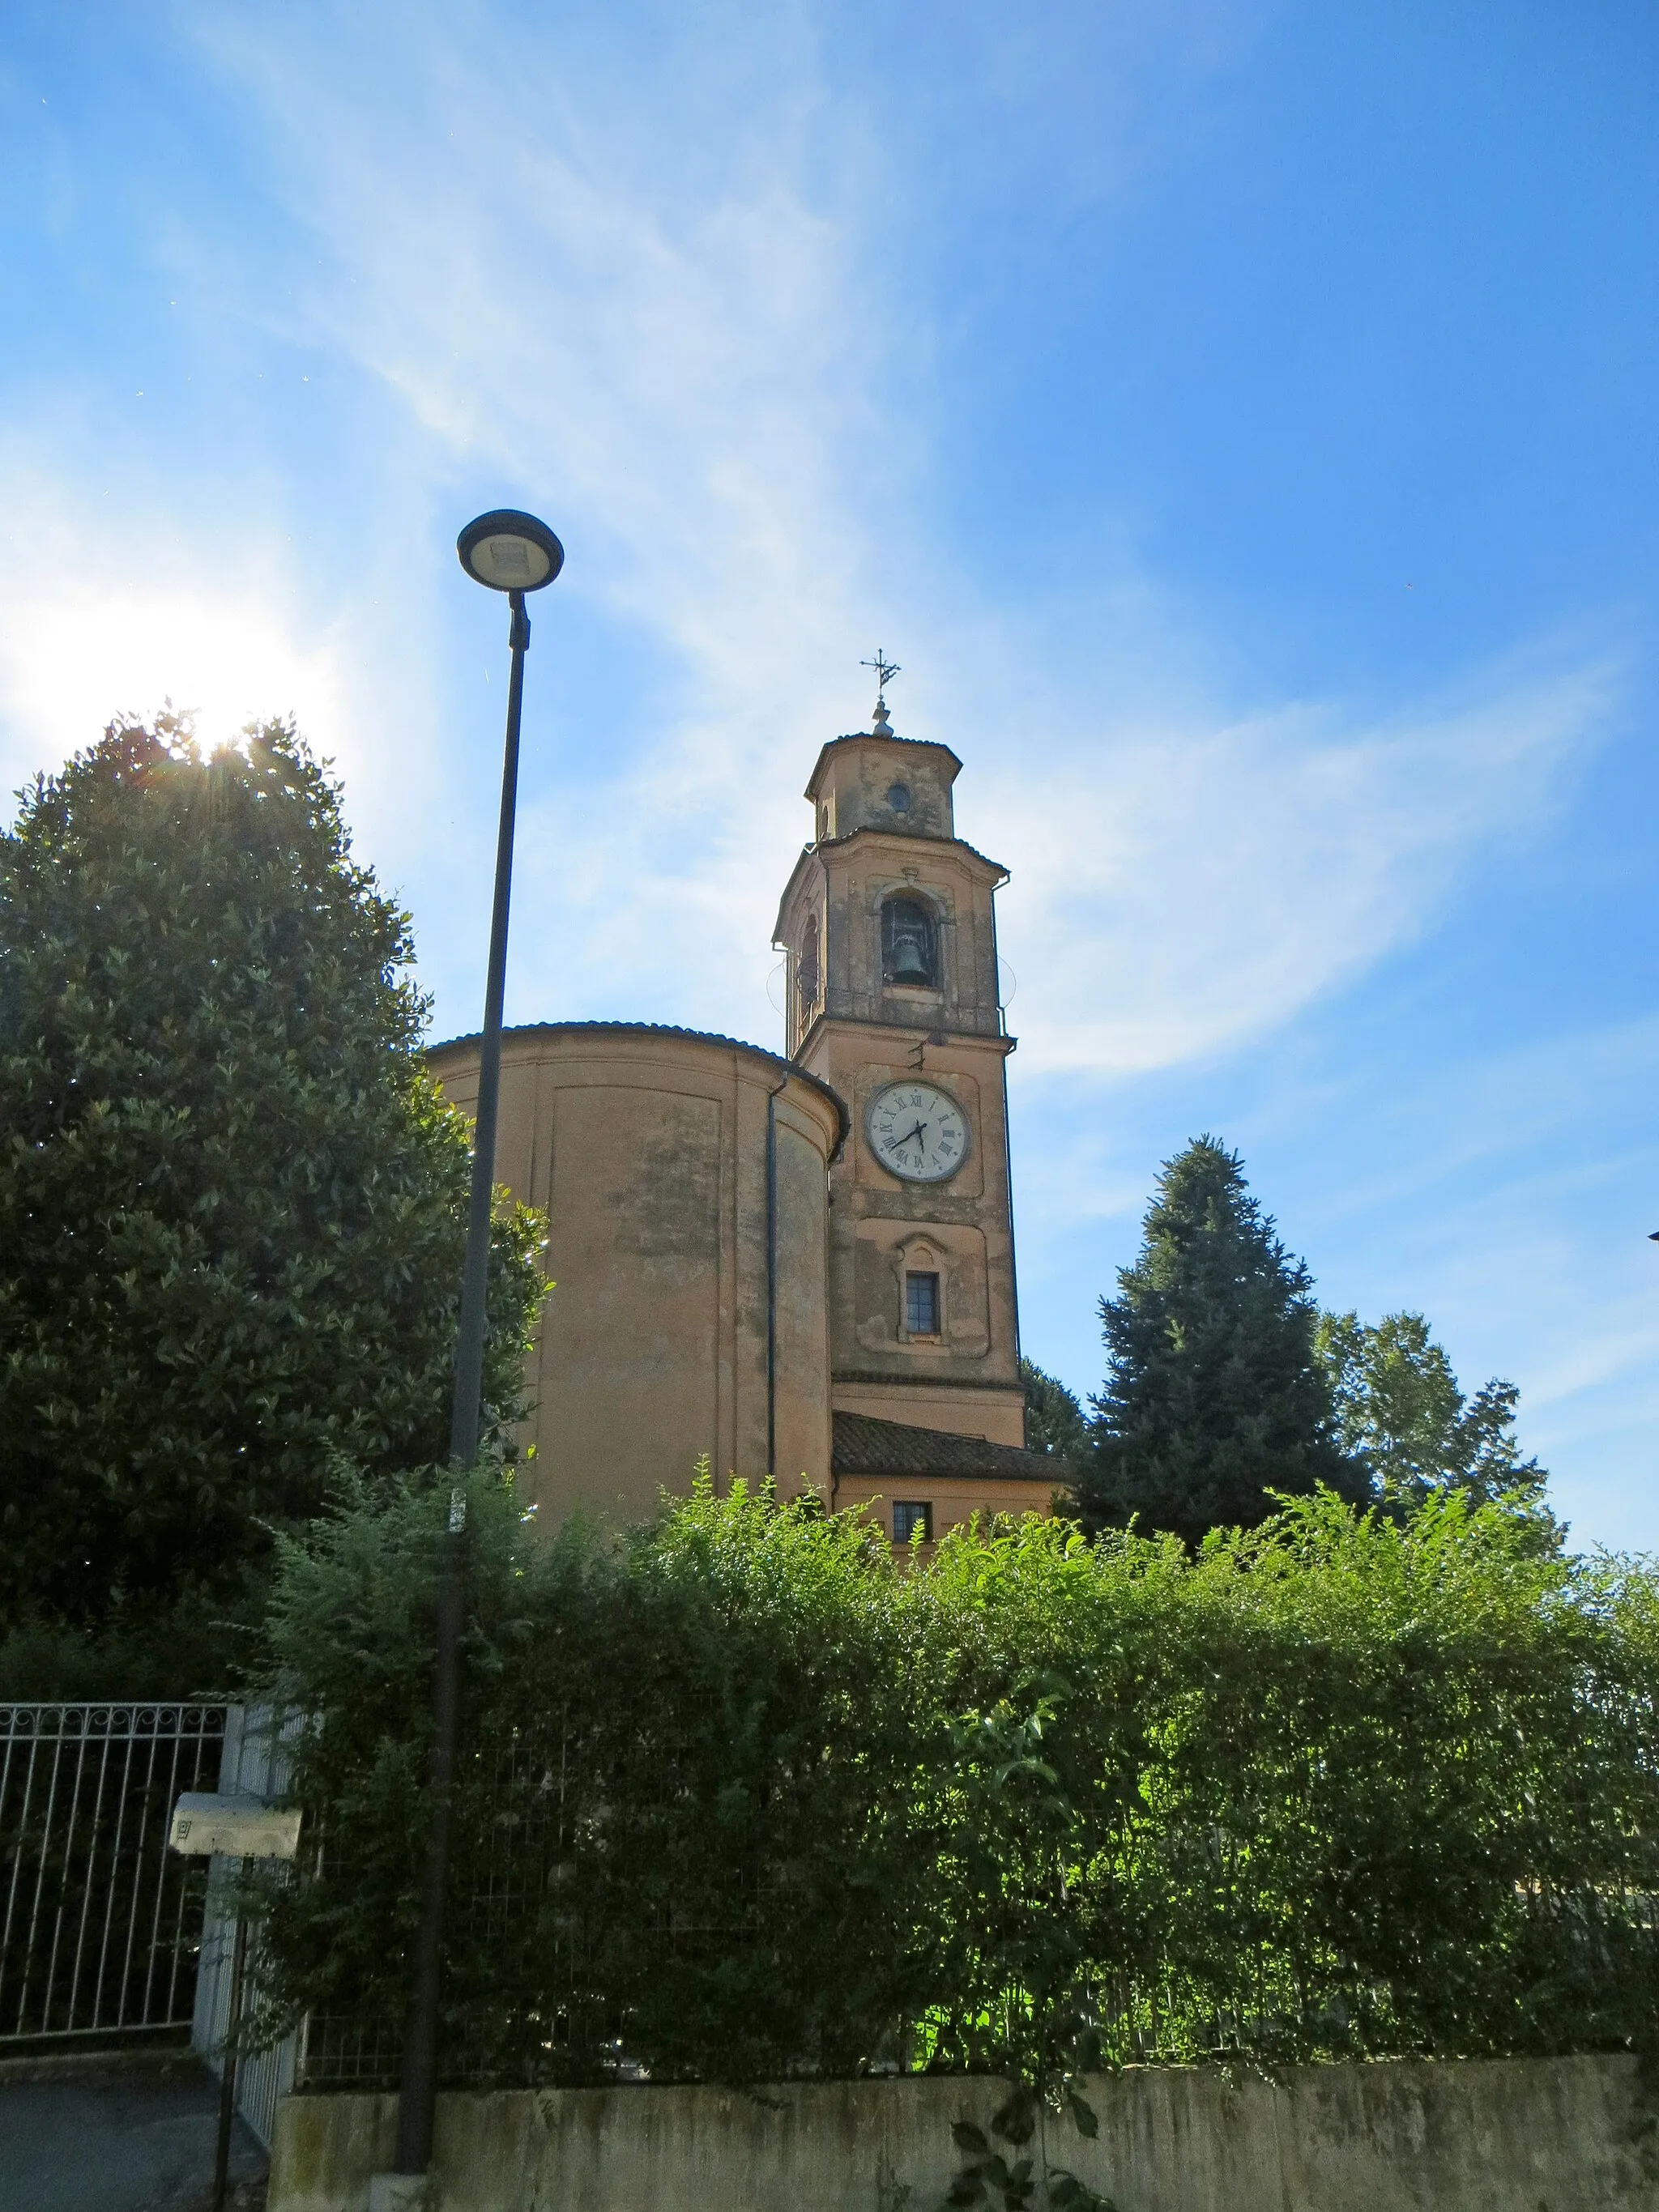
0,587,345,777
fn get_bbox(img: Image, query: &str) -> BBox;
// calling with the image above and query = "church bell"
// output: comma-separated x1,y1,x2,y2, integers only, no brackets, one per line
888,915,933,987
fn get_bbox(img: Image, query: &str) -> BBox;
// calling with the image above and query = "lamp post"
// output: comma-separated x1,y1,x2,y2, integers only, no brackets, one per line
389,509,564,2196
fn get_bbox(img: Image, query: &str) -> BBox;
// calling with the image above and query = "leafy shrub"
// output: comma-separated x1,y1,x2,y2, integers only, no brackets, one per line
248,1469,932,2081
245,1477,1659,2084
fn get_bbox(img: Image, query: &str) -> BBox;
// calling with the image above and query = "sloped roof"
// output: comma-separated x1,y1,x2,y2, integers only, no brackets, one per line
832,1410,1064,1485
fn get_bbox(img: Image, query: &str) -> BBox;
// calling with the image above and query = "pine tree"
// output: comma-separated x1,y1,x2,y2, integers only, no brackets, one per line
1073,1137,1365,1543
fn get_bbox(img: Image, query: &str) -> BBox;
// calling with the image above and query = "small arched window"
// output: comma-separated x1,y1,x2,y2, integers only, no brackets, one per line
796,914,821,1024
881,895,938,989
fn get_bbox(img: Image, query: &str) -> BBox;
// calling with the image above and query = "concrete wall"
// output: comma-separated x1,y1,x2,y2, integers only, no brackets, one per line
428,1025,842,1528
267,2056,1657,2212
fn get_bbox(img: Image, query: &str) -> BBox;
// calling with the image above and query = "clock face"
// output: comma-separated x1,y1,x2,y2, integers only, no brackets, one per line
867,1080,970,1183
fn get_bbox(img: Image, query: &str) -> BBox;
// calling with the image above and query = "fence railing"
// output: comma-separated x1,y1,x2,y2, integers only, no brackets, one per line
0,1703,227,2043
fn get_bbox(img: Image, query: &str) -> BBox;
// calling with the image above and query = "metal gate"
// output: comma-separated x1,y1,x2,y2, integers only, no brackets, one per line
0,1703,227,2042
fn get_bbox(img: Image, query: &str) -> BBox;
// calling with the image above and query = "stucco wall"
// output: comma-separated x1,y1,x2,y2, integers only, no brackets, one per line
811,1025,1025,1447
834,1469,1060,1543
428,1025,842,1528
267,2057,1656,2212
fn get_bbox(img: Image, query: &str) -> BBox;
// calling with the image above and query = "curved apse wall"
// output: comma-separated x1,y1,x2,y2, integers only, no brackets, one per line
428,1022,846,1528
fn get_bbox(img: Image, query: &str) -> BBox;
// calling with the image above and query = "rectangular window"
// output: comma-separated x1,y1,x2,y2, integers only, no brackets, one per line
905,1271,940,1336
893,1501,933,1545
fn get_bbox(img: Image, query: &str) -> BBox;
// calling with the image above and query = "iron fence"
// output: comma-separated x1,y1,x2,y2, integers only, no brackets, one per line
0,1703,227,2041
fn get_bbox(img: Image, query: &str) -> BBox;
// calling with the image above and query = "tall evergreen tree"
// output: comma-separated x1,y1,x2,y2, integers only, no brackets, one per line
1073,1137,1365,1543
0,716,546,1642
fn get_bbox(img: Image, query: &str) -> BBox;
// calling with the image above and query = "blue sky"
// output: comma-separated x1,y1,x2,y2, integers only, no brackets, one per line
3,2,1657,1545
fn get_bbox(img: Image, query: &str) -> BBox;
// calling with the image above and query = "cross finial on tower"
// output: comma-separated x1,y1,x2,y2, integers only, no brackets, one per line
860,650,900,710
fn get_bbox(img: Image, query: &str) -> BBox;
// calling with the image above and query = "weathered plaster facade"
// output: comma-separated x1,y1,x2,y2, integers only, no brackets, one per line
427,1024,843,1529
773,709,1026,1451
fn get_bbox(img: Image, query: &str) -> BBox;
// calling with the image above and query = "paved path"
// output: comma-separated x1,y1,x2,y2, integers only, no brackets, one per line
0,2051,266,2212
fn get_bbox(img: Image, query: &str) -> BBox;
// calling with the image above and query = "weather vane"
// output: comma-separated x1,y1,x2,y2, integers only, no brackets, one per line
860,650,901,709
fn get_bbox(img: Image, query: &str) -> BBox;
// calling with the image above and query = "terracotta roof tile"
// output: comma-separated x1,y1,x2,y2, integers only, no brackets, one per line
832,1410,1064,1484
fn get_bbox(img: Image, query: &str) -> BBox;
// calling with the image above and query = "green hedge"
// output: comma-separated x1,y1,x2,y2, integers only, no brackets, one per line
245,1473,1659,2086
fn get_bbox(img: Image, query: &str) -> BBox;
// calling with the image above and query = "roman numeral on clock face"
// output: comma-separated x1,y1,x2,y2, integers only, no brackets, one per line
864,1080,970,1184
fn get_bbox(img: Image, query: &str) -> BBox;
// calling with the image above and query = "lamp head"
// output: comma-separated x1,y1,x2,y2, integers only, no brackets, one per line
457,509,565,593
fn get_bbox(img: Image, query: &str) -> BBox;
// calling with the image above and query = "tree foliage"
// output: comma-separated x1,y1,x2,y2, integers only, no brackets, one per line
1073,1138,1363,1544
1021,1359,1090,1464
245,1479,1659,2089
0,716,545,1644
249,1468,927,2085
1316,1308,1559,1539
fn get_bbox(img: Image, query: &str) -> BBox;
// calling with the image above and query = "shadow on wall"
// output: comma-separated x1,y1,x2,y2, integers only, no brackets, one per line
267,2056,1659,2212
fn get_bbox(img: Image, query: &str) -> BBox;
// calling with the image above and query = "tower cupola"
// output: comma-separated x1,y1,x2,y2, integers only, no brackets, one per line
804,716,961,846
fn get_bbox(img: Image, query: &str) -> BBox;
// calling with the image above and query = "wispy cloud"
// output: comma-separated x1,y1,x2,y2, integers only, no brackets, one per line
1,4,1623,1088
164,6,912,1028
987,650,1622,1076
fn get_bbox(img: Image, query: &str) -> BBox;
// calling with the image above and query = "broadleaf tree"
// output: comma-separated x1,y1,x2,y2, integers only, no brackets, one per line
1073,1137,1367,1544
1021,1357,1090,1464
0,715,546,1645
1316,1308,1560,1543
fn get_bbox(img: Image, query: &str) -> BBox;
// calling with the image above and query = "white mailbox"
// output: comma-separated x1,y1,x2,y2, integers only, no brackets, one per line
169,1792,302,1860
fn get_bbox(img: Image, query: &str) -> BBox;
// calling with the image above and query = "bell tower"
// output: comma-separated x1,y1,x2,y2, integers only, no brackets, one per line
773,671,1024,1447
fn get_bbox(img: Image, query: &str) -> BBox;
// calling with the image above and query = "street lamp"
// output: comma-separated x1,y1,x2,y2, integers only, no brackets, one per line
444,509,565,1473
457,509,564,595
390,509,564,2197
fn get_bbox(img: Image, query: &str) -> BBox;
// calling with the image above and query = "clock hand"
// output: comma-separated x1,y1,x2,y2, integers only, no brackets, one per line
899,1120,927,1149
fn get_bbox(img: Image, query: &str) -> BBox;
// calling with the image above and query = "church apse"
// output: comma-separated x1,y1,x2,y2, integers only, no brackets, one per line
427,1023,843,1528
